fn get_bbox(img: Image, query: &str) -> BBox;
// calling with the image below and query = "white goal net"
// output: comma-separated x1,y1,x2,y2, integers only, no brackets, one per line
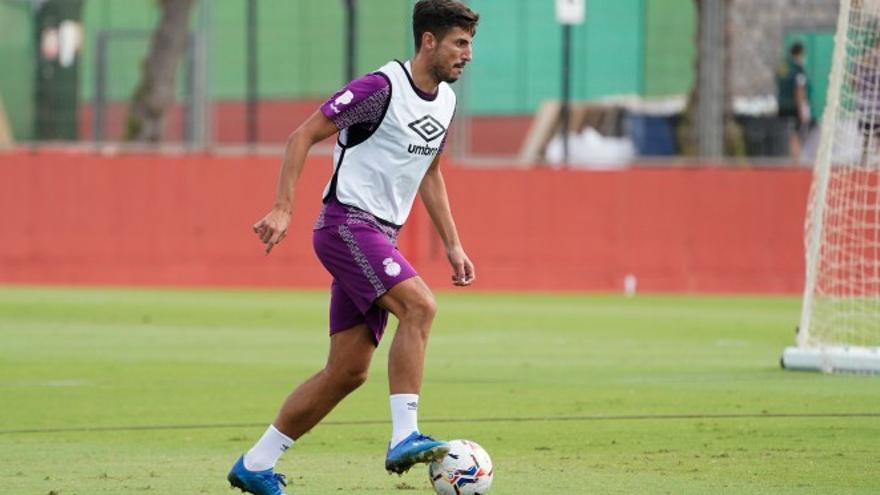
784,0,880,373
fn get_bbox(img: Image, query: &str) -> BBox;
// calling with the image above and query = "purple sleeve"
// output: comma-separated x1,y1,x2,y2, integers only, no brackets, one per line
320,73,390,130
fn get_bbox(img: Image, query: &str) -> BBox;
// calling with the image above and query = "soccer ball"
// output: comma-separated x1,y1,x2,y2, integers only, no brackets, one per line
428,439,493,495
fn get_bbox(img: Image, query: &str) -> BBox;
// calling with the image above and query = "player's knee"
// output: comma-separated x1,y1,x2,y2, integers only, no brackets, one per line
402,293,437,325
344,368,369,392
329,365,369,393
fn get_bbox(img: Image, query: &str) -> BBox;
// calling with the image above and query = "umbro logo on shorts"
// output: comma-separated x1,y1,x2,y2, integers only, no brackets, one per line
407,115,446,142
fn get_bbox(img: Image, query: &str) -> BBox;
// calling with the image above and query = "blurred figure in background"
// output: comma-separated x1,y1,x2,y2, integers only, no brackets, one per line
854,34,880,166
776,41,812,161
34,0,83,140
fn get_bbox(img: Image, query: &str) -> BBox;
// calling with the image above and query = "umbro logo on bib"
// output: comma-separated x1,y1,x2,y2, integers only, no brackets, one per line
407,115,446,142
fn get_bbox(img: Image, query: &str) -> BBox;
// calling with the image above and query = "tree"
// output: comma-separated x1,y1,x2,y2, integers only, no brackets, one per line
678,0,745,158
125,0,196,142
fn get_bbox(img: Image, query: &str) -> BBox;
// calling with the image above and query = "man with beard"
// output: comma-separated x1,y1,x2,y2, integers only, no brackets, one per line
227,2,479,494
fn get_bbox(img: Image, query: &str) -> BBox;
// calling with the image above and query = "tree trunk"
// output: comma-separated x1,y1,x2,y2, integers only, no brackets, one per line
125,0,196,143
677,0,745,158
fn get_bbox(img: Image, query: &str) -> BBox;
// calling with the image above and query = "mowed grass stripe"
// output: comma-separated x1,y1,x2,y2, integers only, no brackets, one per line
2,412,880,435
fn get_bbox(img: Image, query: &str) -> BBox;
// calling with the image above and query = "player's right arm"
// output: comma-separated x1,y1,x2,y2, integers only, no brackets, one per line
253,111,338,255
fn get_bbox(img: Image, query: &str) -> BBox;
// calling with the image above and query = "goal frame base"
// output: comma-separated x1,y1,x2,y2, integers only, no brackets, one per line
781,346,880,375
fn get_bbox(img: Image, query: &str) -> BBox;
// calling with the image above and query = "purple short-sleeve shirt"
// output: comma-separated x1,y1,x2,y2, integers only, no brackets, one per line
319,71,450,153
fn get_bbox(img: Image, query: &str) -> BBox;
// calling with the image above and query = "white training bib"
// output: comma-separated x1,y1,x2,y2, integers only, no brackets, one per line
322,60,457,226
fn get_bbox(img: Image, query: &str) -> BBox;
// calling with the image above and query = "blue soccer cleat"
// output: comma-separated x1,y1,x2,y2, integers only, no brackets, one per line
227,455,288,495
385,432,450,475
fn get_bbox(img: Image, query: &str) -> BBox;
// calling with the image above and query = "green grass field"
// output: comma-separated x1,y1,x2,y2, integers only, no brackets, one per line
1,286,878,494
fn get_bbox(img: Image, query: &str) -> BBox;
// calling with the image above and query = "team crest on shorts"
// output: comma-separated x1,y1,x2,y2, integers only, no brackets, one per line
382,257,401,277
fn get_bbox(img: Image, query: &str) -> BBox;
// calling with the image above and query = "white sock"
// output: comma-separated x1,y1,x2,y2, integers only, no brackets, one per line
389,394,420,448
243,425,294,471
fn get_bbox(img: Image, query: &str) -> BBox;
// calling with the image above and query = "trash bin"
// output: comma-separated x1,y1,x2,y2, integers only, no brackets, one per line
624,112,677,156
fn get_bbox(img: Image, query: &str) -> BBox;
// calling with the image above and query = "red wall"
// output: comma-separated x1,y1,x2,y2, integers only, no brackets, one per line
0,150,810,293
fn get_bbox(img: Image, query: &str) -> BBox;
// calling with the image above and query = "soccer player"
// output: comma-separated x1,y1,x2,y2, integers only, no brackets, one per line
227,1,479,494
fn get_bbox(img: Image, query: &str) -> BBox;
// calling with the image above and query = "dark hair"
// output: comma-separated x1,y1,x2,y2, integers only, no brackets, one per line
790,42,805,57
412,0,479,51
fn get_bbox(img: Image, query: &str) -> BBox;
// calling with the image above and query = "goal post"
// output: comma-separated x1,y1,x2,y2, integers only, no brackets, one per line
782,0,880,374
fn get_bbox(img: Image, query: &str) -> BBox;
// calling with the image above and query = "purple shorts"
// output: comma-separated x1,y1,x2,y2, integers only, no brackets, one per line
313,203,417,345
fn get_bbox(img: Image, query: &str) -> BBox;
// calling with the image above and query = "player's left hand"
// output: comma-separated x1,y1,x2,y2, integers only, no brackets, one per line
447,245,475,286
253,207,291,255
